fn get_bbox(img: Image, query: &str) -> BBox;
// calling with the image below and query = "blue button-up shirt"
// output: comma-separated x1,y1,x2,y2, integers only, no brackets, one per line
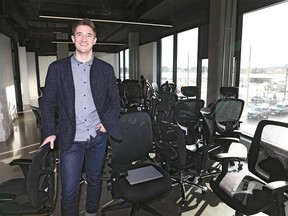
71,54,101,141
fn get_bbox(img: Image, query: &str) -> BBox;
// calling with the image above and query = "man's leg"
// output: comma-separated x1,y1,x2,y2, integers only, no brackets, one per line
85,131,108,214
60,142,85,216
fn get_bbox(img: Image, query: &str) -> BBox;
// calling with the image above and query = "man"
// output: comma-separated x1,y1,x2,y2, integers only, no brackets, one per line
40,18,121,216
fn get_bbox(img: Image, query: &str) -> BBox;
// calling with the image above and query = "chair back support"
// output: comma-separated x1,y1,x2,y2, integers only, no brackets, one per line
248,120,288,182
155,91,178,122
153,121,187,168
209,98,244,135
26,145,56,208
173,99,205,144
110,112,152,166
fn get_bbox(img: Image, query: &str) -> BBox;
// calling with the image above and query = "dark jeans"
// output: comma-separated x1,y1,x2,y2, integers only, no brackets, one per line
60,130,108,216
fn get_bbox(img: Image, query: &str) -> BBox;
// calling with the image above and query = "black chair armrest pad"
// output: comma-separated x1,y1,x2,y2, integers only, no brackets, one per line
210,152,246,161
9,159,32,166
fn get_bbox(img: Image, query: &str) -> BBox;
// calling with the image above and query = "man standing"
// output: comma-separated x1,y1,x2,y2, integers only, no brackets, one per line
40,18,121,216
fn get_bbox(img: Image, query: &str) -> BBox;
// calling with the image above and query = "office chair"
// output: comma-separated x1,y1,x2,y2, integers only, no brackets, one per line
153,121,208,204
198,107,247,183
123,82,146,113
210,120,288,216
0,144,57,215
101,112,171,216
209,87,244,139
159,81,177,93
155,91,178,123
173,86,205,147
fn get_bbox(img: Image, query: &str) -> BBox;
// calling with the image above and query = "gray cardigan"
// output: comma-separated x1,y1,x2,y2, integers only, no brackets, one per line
40,55,122,151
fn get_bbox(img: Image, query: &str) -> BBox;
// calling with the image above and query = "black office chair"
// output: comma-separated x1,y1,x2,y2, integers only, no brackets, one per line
210,120,288,216
0,144,57,215
198,107,247,182
153,121,208,204
155,91,178,123
209,87,244,139
123,82,146,113
173,86,205,146
101,112,171,216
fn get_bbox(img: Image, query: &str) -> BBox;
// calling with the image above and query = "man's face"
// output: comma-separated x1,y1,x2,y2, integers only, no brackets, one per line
71,25,97,54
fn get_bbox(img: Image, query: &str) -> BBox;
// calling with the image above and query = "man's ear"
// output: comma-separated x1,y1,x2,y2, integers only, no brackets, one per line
93,37,97,45
71,35,75,43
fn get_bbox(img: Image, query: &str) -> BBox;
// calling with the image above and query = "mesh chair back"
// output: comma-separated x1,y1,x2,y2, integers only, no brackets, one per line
173,99,205,144
209,98,244,135
153,121,187,168
249,120,288,182
125,83,143,100
26,145,56,208
110,112,152,166
155,91,178,122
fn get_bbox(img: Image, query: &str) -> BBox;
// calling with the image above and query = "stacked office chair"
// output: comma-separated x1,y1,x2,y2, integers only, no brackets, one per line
118,80,146,113
153,121,209,204
159,81,177,93
173,86,205,147
208,87,245,169
198,107,247,183
210,120,288,216
0,144,57,215
101,112,171,216
209,87,244,139
155,90,178,123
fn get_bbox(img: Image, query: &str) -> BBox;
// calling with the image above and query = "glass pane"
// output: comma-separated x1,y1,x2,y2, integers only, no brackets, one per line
239,2,288,136
125,49,129,79
161,35,173,85
119,51,124,80
201,59,208,102
177,28,198,94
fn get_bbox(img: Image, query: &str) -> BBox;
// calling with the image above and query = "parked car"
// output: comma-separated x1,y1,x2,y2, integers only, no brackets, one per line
250,96,267,104
270,102,288,115
247,105,270,119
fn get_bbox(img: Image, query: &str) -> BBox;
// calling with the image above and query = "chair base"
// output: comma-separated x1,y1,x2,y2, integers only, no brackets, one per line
101,199,163,216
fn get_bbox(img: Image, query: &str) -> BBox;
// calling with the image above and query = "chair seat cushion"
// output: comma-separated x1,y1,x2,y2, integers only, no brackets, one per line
210,171,275,215
117,164,171,203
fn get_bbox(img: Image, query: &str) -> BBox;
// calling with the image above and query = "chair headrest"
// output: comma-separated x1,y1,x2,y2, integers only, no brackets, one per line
181,86,199,98
220,87,239,98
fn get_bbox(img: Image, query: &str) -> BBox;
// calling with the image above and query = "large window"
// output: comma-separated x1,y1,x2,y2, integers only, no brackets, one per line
119,49,129,80
160,35,174,85
177,29,198,92
239,2,288,136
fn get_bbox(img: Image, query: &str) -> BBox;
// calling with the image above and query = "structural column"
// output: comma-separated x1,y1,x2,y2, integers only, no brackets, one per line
128,32,139,80
206,0,237,104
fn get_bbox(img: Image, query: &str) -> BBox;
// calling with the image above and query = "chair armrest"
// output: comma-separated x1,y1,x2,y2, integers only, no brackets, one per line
216,136,240,143
263,181,288,194
108,163,128,177
9,159,33,179
210,152,246,162
9,159,32,166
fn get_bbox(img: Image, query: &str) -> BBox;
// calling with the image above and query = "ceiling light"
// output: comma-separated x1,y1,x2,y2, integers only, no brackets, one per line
39,15,173,28
51,41,126,46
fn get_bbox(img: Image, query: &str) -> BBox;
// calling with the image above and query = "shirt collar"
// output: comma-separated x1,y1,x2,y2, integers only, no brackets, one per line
71,53,94,65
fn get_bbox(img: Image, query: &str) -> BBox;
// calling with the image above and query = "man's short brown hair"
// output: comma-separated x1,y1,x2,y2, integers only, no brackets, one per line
72,18,96,36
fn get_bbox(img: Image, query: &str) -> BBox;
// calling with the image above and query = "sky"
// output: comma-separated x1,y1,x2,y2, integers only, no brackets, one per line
241,1,288,68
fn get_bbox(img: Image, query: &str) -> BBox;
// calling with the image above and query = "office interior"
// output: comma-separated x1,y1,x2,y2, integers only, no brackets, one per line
0,0,288,215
